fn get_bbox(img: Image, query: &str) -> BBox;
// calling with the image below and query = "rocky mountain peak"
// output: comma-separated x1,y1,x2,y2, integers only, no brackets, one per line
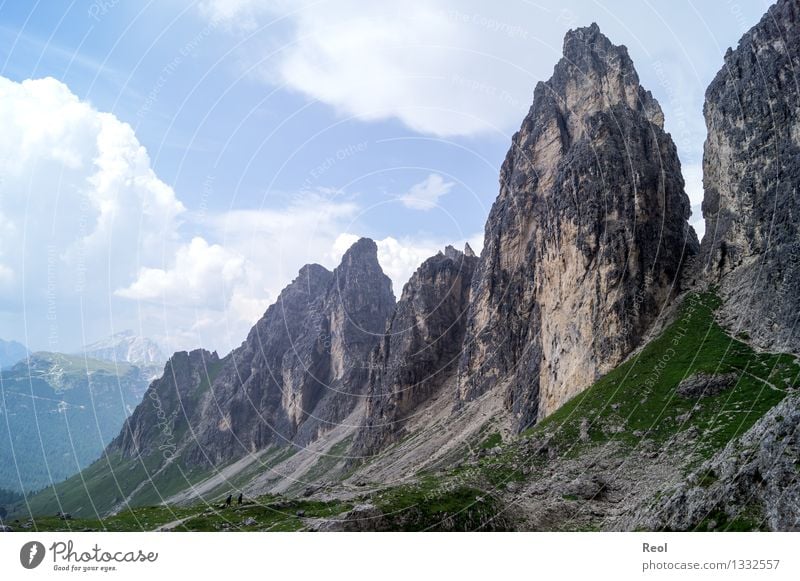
463,242,476,258
81,330,166,368
458,23,697,429
700,0,800,353
355,245,479,456
338,237,379,269
296,262,331,282
114,348,219,458
443,244,460,260
545,23,664,135
114,236,396,468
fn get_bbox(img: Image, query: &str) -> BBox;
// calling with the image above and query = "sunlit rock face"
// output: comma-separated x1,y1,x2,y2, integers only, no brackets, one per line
457,23,698,430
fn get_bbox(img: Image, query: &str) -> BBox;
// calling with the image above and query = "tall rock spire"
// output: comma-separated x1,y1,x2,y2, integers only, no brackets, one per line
701,0,800,353
354,245,478,456
114,238,395,466
457,23,698,429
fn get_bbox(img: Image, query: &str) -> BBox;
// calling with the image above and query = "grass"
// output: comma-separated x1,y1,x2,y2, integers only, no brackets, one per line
15,450,215,520
373,476,507,531
13,292,799,531
362,292,799,531
694,506,767,532
20,352,135,379
9,496,353,532
479,432,502,450
528,292,799,461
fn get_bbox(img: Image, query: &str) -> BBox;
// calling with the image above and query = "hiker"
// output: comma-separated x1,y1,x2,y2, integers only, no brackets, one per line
237,493,243,505
225,494,232,507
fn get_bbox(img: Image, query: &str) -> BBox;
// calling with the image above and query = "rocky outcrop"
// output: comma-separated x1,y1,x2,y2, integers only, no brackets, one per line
286,238,397,446
457,23,698,429
631,392,800,531
116,238,395,467
114,349,220,458
354,245,478,457
675,372,738,399
700,0,800,353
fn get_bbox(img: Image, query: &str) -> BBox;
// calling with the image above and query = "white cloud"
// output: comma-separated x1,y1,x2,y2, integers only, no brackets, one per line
197,0,540,136
399,174,455,210
114,193,364,353
115,237,245,304
0,74,377,354
0,75,189,349
0,263,13,287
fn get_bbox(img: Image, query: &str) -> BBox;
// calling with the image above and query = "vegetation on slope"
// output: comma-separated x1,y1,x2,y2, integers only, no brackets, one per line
0,353,150,493
11,292,800,531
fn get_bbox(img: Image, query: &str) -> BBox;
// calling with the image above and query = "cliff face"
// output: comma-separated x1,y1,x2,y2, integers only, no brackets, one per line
116,238,395,466
355,245,478,457
701,0,800,353
114,349,219,459
457,23,698,430
631,392,800,532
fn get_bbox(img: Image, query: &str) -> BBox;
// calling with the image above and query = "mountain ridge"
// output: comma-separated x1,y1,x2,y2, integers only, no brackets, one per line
15,2,800,531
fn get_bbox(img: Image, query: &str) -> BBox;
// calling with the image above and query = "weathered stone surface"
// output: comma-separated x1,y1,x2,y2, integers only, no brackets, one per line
700,0,800,353
675,372,738,399
457,23,698,430
354,245,478,456
114,348,220,458
115,238,395,466
630,393,800,531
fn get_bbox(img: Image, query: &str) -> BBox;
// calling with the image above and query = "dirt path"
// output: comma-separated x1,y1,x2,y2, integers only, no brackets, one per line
154,514,196,531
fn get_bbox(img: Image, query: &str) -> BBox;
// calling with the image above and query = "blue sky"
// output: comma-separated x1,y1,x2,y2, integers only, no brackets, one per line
0,0,773,354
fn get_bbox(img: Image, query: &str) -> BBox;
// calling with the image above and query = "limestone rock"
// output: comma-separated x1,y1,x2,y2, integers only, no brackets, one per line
115,238,395,467
457,23,698,430
675,372,738,398
700,0,800,353
632,393,800,531
354,245,478,456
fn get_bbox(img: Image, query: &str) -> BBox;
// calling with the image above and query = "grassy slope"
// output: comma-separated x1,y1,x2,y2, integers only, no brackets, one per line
15,497,353,532
13,293,800,531
15,354,233,519
357,292,800,530
23,352,135,377
530,292,798,458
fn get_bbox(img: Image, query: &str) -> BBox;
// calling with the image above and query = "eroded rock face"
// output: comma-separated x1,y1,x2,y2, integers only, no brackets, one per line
701,0,800,354
116,238,395,466
631,393,800,531
354,245,478,457
457,23,698,430
114,349,220,458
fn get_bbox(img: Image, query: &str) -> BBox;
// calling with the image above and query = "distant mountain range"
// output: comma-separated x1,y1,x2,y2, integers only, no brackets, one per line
0,339,28,370
0,330,167,495
80,330,166,377
0,352,155,495
11,0,800,532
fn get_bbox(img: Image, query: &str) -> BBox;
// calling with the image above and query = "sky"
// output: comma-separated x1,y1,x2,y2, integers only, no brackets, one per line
0,0,774,355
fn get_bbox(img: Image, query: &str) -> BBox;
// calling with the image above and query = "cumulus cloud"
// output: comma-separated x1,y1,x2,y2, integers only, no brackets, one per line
0,75,189,348
399,174,455,211
0,72,485,354
115,237,245,304
0,74,370,353
114,192,365,353
196,0,539,136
